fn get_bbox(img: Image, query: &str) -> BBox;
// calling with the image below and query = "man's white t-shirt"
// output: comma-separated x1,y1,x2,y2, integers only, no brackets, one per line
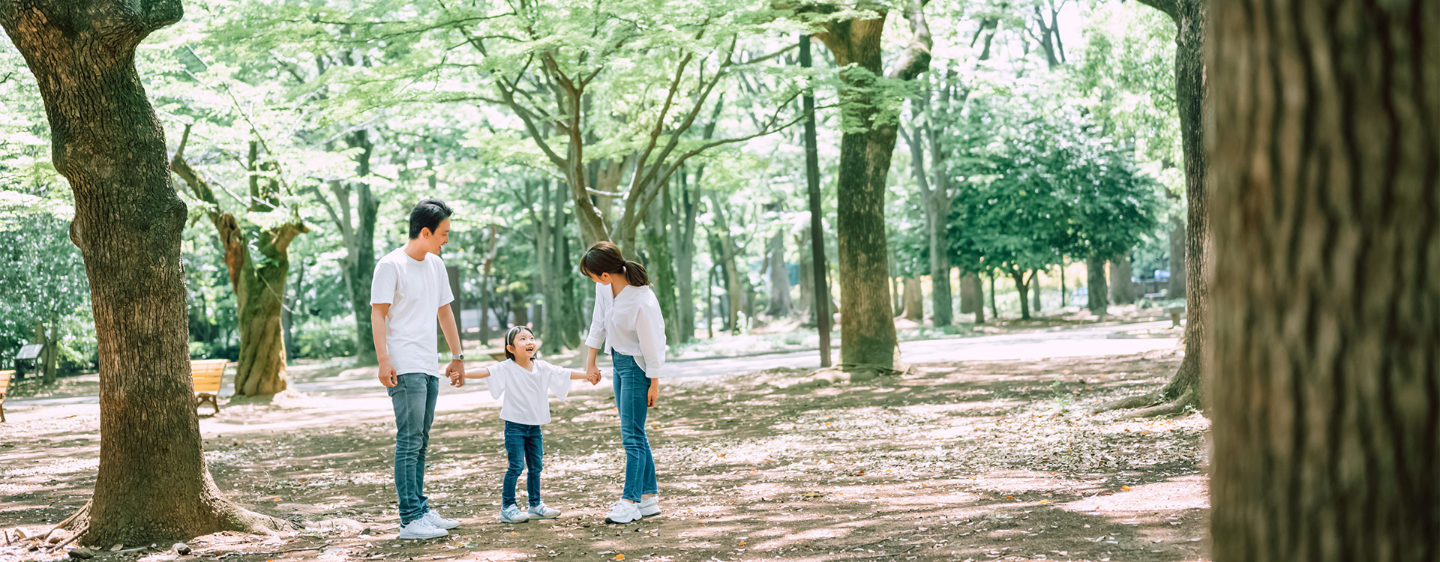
487,359,573,425
370,247,454,377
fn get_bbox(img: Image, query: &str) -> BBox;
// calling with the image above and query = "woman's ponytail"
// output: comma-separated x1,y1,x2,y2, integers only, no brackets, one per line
580,241,650,286
623,260,650,286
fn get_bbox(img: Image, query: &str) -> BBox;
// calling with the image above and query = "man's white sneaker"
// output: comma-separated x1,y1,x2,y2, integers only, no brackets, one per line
638,496,661,517
397,519,448,540
422,509,460,530
604,500,642,524
528,503,561,519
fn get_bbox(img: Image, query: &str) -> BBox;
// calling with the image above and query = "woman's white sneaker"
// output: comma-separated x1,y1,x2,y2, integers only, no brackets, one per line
604,500,642,524
638,496,661,517
397,519,448,540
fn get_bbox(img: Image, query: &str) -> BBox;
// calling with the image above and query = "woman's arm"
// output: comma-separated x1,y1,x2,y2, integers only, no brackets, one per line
647,378,659,407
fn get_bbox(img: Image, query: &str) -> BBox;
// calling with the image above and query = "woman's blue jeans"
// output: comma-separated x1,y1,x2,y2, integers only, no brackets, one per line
613,352,658,502
388,373,439,525
502,421,544,508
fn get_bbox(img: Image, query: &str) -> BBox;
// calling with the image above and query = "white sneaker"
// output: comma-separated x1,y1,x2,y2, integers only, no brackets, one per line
528,503,561,519
422,509,460,530
638,496,661,517
397,518,448,540
604,500,642,524
500,504,530,524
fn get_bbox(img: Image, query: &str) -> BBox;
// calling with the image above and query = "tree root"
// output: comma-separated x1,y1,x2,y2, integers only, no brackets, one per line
1095,390,1164,413
1096,388,1198,419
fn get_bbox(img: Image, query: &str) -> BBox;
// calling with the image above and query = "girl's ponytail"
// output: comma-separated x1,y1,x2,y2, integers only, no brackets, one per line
579,241,650,286
623,260,650,286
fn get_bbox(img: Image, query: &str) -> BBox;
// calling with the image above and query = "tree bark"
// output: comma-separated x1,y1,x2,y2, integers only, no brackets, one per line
1010,271,1031,320
814,0,931,373
0,0,287,544
903,277,924,322
1086,256,1108,316
987,272,998,320
673,167,700,343
1208,1,1440,558
1109,254,1135,305
960,273,979,314
708,191,744,334
644,185,679,343
1030,269,1042,314
765,226,791,318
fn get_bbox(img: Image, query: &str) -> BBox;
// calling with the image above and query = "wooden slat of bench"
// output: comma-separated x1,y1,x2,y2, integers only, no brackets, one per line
189,361,227,394
0,371,12,393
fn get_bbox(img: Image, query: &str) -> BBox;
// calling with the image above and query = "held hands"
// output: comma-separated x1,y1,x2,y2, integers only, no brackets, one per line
585,370,602,385
446,359,465,388
378,360,398,388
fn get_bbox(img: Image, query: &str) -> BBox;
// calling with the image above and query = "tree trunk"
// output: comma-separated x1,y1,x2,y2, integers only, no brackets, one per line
672,168,699,343
0,1,286,544
1086,256,1108,316
1011,271,1031,320
39,319,58,384
814,0,931,373
708,192,744,334
766,228,791,318
1109,254,1135,305
903,277,924,322
960,273,979,314
644,186,679,343
1208,1,1440,558
1167,216,1185,298
282,259,306,357
987,272,998,320
904,99,955,328
800,36,832,365
970,274,985,324
556,219,581,349
1030,269,1042,313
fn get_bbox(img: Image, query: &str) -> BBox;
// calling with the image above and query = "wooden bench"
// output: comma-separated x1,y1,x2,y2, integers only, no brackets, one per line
482,349,507,361
191,359,228,415
0,370,12,423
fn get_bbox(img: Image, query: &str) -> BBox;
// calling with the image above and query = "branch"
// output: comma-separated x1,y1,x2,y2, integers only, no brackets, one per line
1132,0,1178,23
886,0,933,81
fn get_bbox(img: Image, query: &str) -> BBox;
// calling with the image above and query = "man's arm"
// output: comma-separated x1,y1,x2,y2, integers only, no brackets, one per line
372,304,397,387
438,303,465,385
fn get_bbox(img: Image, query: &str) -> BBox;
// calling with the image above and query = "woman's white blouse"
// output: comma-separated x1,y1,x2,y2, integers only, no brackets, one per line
585,283,668,377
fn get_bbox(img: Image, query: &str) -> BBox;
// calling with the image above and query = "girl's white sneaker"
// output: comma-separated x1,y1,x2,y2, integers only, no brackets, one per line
528,503,561,519
638,496,661,517
604,500,642,524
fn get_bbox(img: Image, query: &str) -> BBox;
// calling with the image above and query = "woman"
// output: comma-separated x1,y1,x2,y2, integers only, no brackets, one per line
581,241,666,525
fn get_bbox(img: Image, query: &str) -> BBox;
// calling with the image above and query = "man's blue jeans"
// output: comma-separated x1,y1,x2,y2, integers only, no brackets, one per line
389,373,439,525
502,421,544,508
613,352,658,502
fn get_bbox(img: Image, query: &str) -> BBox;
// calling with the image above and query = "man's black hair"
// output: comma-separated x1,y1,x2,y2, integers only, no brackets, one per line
409,198,453,239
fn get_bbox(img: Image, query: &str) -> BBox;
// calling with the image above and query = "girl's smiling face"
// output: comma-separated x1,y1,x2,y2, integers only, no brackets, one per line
507,330,539,361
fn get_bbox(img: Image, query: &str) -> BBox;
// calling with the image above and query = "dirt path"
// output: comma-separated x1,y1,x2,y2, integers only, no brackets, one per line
1,349,1208,562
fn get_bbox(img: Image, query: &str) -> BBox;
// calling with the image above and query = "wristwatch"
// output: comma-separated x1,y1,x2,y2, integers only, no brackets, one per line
450,354,465,361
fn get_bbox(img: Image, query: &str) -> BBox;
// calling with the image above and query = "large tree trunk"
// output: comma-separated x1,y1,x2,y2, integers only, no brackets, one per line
1106,0,1206,416
1030,270,1042,314
960,273,979,314
1109,254,1135,305
41,318,58,384
172,134,304,397
0,1,286,544
904,94,955,328
1085,256,1108,316
1208,0,1440,558
814,0,931,373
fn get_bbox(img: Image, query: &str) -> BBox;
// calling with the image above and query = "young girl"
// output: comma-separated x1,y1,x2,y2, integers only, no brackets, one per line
451,326,600,523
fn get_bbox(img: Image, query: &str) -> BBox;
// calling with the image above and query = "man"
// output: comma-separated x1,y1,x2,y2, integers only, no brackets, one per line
371,198,466,539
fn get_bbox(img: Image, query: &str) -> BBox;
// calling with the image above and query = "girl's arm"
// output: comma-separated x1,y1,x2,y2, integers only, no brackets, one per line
463,365,492,379
569,369,602,385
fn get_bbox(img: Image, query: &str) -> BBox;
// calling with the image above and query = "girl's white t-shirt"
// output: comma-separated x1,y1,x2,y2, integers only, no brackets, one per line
370,248,454,377
488,359,572,425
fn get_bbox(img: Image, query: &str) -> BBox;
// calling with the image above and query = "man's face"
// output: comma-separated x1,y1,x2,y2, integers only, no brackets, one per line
423,218,451,255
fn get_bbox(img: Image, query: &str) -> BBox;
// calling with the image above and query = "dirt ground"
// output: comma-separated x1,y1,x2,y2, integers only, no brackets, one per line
1,347,1208,562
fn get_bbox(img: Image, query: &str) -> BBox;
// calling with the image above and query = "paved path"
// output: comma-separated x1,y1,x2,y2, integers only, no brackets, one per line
6,321,1177,408
661,320,1177,378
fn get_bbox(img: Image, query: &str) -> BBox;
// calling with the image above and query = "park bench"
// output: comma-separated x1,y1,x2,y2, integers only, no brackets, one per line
0,370,12,422
191,359,228,415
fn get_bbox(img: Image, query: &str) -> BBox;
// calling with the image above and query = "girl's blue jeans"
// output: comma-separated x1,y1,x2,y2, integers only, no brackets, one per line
613,352,658,502
502,421,544,508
